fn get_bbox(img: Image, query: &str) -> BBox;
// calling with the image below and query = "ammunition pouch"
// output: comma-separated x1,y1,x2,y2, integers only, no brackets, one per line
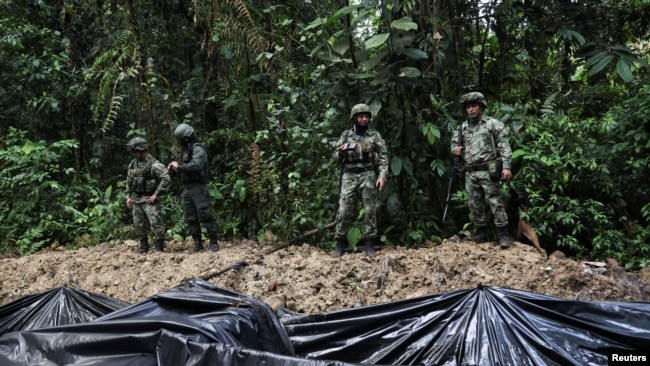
488,158,503,181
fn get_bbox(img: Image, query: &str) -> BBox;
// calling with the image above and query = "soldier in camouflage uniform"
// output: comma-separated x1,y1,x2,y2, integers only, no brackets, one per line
167,123,219,253
451,92,513,248
125,137,171,253
332,103,389,258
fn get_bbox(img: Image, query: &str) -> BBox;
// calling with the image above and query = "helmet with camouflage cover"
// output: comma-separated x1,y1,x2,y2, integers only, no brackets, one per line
127,137,148,151
350,103,372,120
174,123,194,140
460,92,488,109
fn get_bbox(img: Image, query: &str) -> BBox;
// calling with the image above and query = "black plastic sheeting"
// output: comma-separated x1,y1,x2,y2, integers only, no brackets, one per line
282,284,650,365
0,284,129,335
0,280,357,366
0,280,648,365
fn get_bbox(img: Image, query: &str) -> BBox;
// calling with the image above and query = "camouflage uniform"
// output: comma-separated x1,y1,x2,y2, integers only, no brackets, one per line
126,155,170,245
451,92,512,246
333,106,389,256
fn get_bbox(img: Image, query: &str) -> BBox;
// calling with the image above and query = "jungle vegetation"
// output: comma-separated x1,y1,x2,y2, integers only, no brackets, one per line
1,0,649,269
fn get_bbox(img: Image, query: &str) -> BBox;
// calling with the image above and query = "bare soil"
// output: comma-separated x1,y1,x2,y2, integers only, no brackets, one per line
2,237,650,313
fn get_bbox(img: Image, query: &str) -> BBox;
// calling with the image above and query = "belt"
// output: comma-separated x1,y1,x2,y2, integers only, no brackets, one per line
466,162,489,172
344,166,374,174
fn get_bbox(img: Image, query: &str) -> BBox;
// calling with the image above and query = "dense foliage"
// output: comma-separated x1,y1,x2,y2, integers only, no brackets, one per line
1,0,649,269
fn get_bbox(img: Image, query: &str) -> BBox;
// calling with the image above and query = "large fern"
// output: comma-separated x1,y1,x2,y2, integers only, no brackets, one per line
85,29,140,132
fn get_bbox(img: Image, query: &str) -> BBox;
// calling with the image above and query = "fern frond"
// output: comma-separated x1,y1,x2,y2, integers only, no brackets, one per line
102,95,123,132
224,0,255,29
246,143,261,193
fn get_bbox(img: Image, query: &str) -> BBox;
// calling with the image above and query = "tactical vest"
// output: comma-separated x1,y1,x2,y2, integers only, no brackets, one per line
127,159,157,195
180,143,212,184
341,131,379,165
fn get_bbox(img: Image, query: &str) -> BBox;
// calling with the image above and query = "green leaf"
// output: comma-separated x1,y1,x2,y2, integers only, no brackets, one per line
330,5,361,24
588,54,613,76
391,17,418,31
403,158,414,176
584,51,608,68
348,73,375,79
616,59,633,82
558,27,585,45
304,17,327,31
347,227,362,247
398,67,421,78
332,37,349,56
365,33,389,49
512,149,526,159
422,123,440,145
401,48,428,60
391,156,403,175
360,49,388,71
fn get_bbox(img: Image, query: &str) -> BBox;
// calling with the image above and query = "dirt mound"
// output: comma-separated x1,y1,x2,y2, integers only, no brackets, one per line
2,238,649,312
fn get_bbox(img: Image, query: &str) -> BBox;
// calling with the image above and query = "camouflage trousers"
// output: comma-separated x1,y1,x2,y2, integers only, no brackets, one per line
335,170,378,238
132,200,165,240
181,183,218,239
465,170,508,227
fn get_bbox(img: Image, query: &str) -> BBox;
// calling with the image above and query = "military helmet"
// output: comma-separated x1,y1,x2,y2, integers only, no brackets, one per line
350,103,372,120
127,137,148,151
460,92,488,108
174,123,194,140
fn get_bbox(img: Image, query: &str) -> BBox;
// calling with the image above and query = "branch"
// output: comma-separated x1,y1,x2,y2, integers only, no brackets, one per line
197,221,336,281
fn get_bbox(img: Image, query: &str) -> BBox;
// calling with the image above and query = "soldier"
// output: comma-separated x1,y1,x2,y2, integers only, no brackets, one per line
451,92,513,248
167,123,219,253
332,103,389,258
125,137,171,253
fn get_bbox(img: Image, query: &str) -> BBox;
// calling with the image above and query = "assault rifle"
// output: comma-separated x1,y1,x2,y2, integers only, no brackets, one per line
443,125,463,222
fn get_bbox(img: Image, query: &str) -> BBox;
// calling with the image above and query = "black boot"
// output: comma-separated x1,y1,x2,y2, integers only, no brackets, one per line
152,238,165,252
209,237,219,252
497,225,512,248
362,237,379,258
137,238,149,253
471,226,488,243
331,237,347,258
189,238,204,253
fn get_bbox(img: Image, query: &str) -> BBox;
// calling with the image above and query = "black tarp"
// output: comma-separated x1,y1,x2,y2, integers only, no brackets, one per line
0,280,648,365
282,284,650,365
0,284,129,335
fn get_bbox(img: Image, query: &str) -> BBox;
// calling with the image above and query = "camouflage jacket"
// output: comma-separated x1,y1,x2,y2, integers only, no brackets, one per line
126,155,171,202
333,127,389,181
451,116,512,169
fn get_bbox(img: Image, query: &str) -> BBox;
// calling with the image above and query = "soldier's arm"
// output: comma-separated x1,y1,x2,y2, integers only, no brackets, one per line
153,162,171,196
177,146,207,174
332,130,349,162
375,135,389,181
494,121,512,169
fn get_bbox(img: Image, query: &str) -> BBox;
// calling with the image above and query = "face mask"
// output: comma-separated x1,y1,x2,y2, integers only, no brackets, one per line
354,122,368,135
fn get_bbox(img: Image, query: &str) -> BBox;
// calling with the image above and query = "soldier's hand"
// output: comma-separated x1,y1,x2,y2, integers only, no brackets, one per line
453,146,463,155
501,169,513,181
147,195,157,205
126,198,133,209
376,178,385,191
167,161,178,172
